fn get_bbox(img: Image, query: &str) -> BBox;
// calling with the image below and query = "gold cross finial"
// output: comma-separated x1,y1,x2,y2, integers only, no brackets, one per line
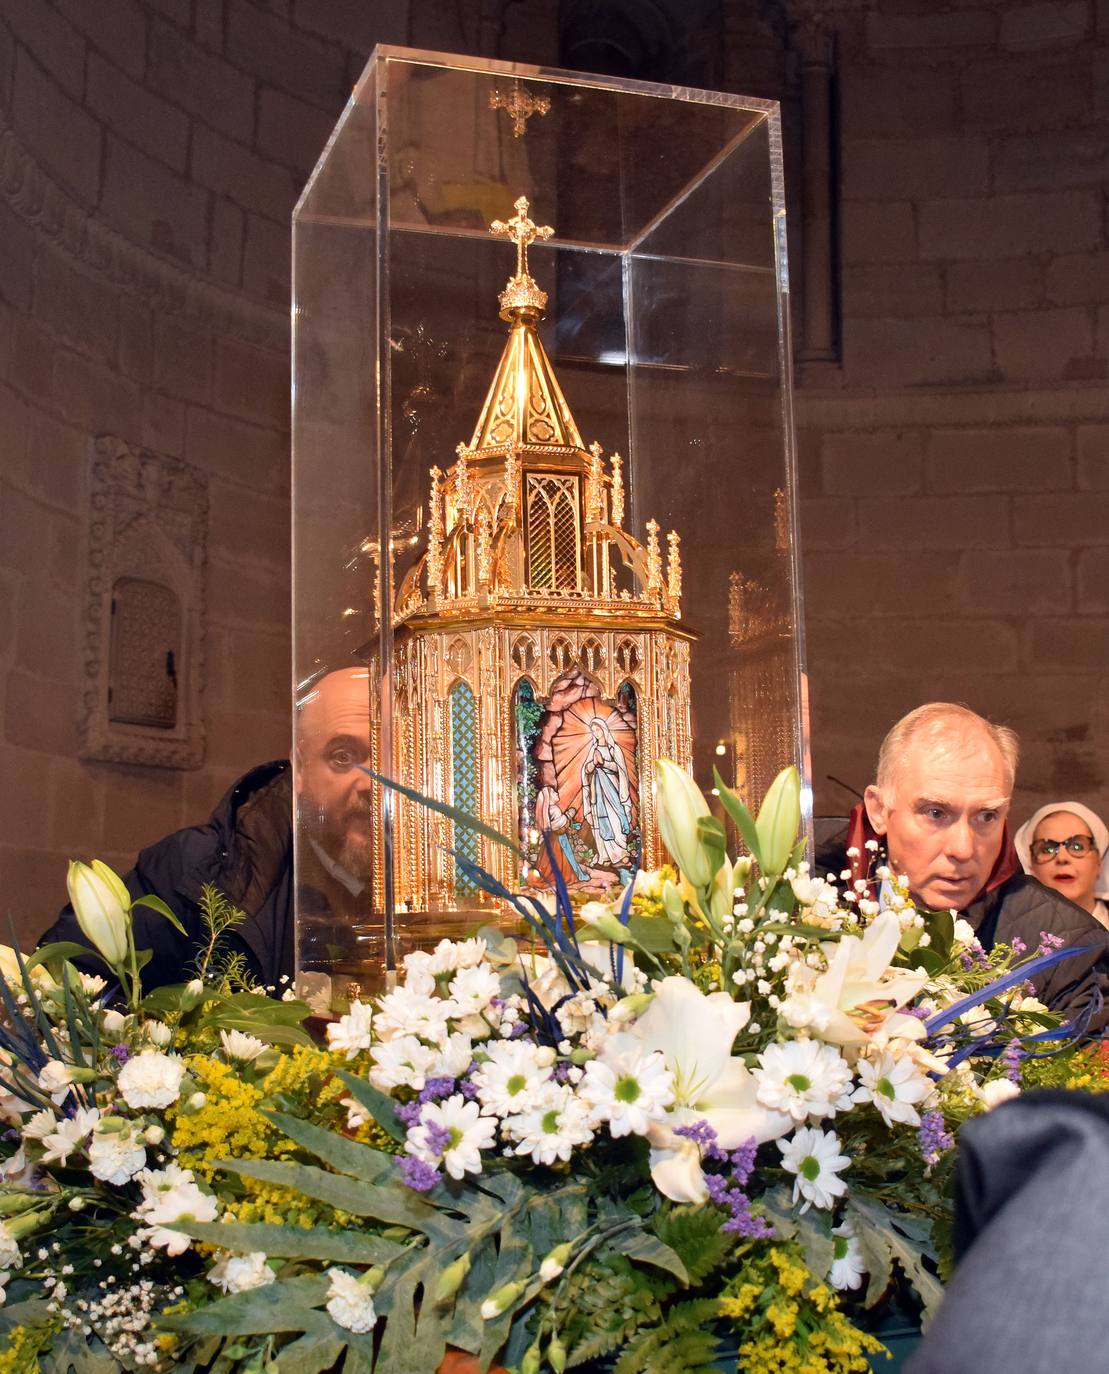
490,196,554,282
489,83,551,138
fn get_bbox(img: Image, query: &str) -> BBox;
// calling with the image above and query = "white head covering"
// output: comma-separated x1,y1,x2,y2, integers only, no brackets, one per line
1013,801,1109,900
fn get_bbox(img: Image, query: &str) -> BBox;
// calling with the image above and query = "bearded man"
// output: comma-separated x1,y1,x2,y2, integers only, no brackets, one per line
835,702,1109,1023
42,667,373,991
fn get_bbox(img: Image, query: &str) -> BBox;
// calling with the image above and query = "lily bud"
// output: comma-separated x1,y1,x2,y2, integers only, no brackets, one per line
548,1334,568,1373
539,1243,572,1283
180,979,206,1014
654,760,715,889
480,1279,525,1320
754,767,801,877
520,1344,542,1374
580,912,633,945
435,1252,471,1302
66,860,129,966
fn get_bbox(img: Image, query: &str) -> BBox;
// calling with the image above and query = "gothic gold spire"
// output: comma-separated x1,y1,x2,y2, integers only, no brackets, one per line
468,197,585,454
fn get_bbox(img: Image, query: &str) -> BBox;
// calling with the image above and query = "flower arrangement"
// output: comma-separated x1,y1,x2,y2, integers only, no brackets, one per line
0,764,1101,1374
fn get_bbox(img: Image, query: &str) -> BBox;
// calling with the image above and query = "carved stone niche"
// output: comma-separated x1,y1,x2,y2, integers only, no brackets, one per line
80,436,208,769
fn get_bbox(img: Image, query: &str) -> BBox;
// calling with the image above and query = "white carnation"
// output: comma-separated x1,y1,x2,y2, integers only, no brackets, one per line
117,1050,185,1109
88,1125,146,1186
326,1267,377,1333
208,1250,274,1293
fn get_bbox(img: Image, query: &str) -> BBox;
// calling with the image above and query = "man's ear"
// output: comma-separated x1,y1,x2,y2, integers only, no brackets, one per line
864,784,888,836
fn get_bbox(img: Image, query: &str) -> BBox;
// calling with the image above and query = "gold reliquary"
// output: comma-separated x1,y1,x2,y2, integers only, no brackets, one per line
368,197,695,912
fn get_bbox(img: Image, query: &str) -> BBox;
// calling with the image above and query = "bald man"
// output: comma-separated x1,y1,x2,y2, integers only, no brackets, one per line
42,667,373,991
834,703,1109,1025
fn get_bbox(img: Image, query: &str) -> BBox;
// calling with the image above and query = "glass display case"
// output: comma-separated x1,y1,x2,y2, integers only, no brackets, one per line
292,46,809,1003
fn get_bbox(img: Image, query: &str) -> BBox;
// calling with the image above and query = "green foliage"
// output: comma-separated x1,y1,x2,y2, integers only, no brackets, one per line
194,885,254,990
561,1254,664,1369
651,1205,733,1286
612,1298,722,1374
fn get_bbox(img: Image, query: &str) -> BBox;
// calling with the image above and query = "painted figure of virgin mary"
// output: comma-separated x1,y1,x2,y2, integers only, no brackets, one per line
580,716,633,869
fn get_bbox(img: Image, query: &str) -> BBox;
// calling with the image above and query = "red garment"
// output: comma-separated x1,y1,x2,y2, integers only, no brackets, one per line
842,801,1020,902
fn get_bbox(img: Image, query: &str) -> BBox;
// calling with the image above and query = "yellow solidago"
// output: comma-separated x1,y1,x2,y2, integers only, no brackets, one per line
720,1243,886,1374
170,1056,283,1179
261,1044,349,1119
0,1321,60,1374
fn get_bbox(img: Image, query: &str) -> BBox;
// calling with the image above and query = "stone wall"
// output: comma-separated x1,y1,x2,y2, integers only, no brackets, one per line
796,0,1109,826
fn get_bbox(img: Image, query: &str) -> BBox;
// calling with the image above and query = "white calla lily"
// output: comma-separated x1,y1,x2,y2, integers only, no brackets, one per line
622,977,792,1200
782,912,927,1048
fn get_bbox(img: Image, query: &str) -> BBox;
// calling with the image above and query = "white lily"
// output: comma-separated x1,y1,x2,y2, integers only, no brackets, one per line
780,912,927,1049
620,977,792,1201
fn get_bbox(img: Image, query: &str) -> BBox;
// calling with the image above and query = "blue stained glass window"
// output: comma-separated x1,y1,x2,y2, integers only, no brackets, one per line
450,681,478,894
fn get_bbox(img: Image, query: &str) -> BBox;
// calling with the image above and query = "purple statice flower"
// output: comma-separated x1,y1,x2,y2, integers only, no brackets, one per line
674,1119,725,1161
423,1120,452,1157
903,1005,930,1020
416,1077,457,1106
1038,931,1065,957
553,1062,572,1084
397,1156,441,1192
918,1110,954,1168
394,1101,422,1129
111,1044,131,1064
509,1021,529,1039
1002,1039,1026,1084
694,1132,773,1238
728,1137,758,1185
1010,936,1027,957
458,1076,480,1101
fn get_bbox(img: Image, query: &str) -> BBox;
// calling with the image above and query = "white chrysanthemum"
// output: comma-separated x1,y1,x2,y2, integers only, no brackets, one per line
88,1125,146,1186
779,1127,850,1213
369,1035,438,1093
754,1040,854,1124
447,964,501,1019
326,1268,377,1333
21,1107,57,1140
134,1164,219,1254
144,1020,173,1049
117,1049,185,1109
78,973,108,998
219,1030,267,1063
503,1083,593,1165
829,1220,866,1290
208,1250,274,1293
374,985,452,1045
430,1032,474,1082
471,1041,554,1117
326,1000,375,1059
579,1046,674,1138
0,1222,21,1273
406,1095,496,1180
853,1051,932,1128
41,1106,100,1166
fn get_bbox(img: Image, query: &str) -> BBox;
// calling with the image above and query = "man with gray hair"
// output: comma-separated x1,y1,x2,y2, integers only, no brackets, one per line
839,702,1109,1022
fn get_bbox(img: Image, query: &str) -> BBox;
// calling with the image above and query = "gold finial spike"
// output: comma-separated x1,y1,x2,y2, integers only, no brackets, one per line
667,530,682,605
610,452,624,528
586,440,605,522
490,196,554,281
645,518,662,599
453,444,473,521
426,465,444,595
476,504,492,588
489,82,551,138
504,443,520,513
774,487,788,554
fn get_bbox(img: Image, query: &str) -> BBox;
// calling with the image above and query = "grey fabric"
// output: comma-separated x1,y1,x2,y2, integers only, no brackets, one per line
906,1091,1109,1374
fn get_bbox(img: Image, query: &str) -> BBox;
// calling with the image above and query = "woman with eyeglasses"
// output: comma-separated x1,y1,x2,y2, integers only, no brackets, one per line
1014,802,1109,929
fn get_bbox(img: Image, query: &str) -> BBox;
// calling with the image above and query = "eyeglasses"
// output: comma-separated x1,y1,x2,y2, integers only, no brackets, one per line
1030,834,1098,863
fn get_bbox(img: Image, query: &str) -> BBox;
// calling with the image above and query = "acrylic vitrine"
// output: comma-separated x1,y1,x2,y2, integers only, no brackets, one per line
292,46,809,1004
